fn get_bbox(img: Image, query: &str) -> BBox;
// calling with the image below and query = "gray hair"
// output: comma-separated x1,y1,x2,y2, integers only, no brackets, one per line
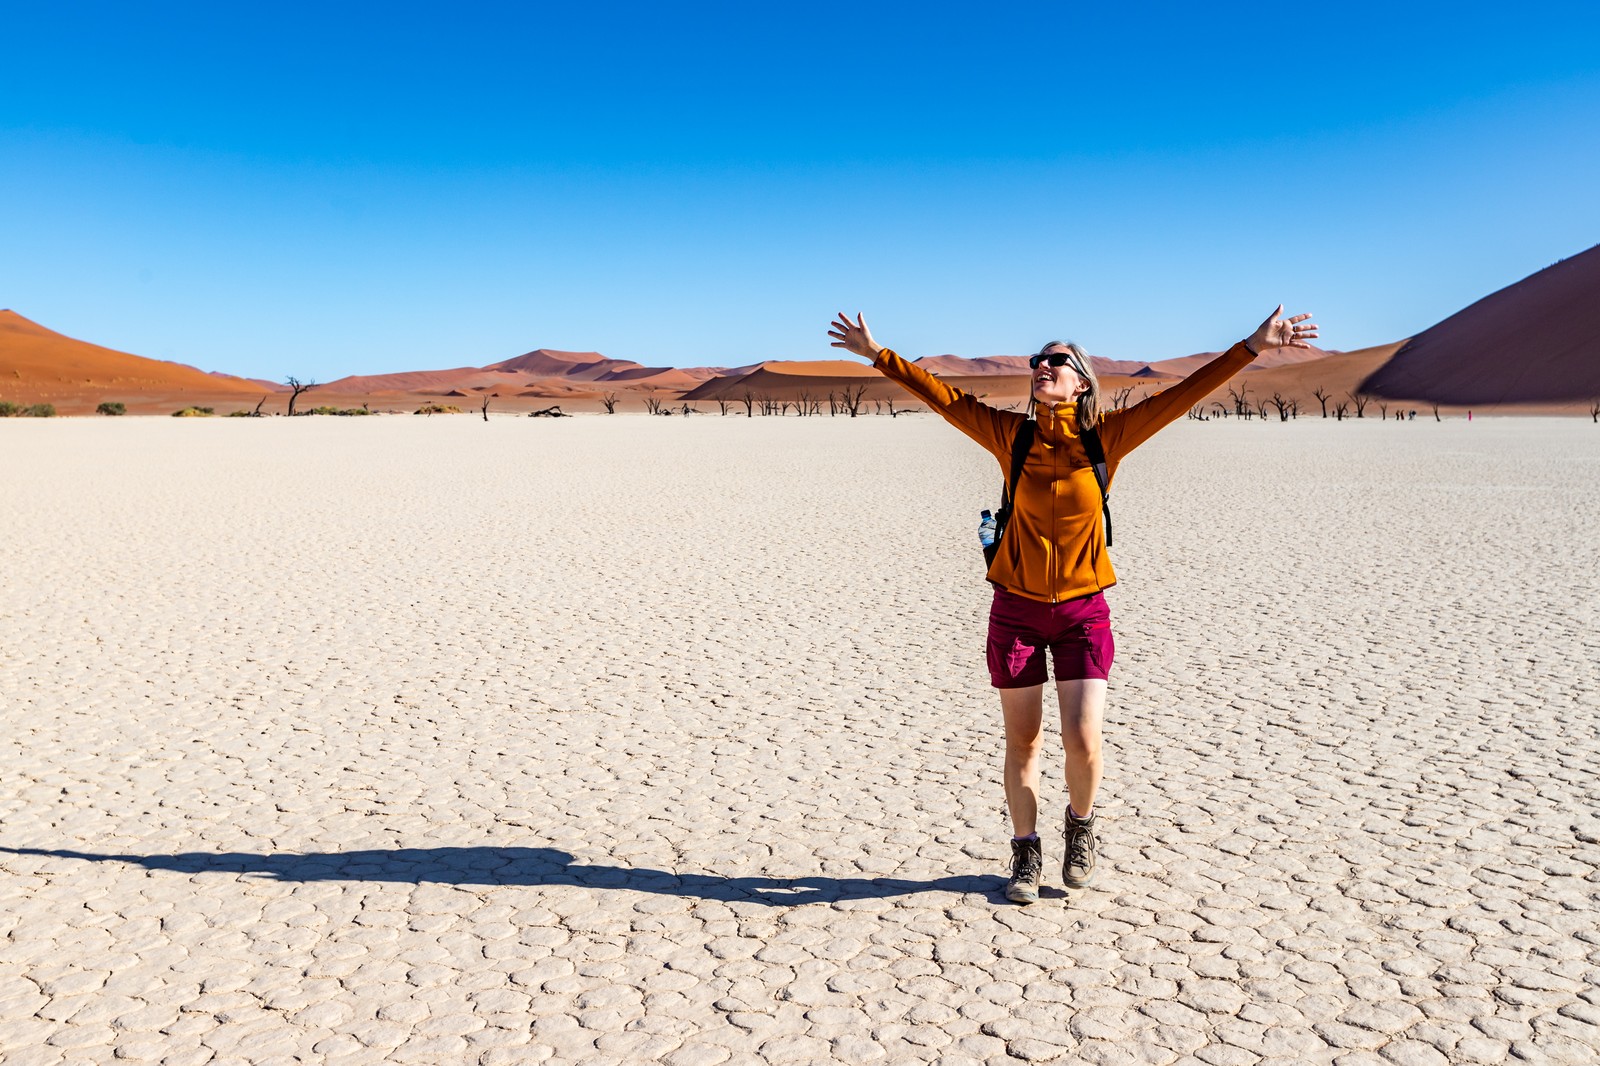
1035,340,1101,431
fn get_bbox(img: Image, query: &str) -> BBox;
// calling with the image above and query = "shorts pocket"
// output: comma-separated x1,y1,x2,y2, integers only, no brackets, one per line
1085,622,1115,675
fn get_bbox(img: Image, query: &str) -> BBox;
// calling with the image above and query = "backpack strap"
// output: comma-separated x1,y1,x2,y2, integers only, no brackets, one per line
989,419,1036,564
1079,424,1113,548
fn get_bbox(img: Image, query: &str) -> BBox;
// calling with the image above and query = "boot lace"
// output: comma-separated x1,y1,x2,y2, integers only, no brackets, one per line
1065,820,1094,869
1010,839,1041,882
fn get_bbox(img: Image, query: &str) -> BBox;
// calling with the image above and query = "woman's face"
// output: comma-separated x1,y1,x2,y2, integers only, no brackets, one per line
1031,345,1090,404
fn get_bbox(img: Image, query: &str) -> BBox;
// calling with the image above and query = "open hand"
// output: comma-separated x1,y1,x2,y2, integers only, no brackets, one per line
828,312,883,360
1246,305,1318,354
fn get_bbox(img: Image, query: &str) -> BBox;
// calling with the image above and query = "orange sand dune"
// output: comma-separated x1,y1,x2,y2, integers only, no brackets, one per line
0,310,267,411
914,355,1033,376
594,366,701,388
1146,343,1337,378
322,367,500,393
487,347,606,369
486,349,650,382
676,365,739,382
683,362,878,402
209,369,289,392
751,359,878,378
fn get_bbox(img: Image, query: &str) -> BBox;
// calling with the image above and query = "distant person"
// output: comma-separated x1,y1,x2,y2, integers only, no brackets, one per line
828,306,1318,904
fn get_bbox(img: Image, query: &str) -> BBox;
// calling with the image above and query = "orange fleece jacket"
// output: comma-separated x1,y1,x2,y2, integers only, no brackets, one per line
871,343,1257,603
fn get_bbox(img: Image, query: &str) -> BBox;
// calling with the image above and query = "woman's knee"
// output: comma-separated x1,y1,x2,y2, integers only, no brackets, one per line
1061,725,1102,760
1005,733,1045,762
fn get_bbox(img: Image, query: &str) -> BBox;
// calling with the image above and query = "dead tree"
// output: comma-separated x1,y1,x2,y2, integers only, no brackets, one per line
1334,401,1350,421
285,376,319,417
716,398,731,416
740,391,754,417
252,395,267,417
1227,382,1251,418
644,397,664,415
1289,399,1300,419
481,395,490,422
1268,393,1292,421
1188,405,1207,421
1591,399,1600,423
528,405,568,417
601,393,618,414
1211,401,1229,419
1432,402,1441,422
827,392,839,416
1312,387,1330,418
1255,397,1270,420
885,397,898,417
1347,391,1370,418
841,384,867,417
1110,386,1136,411
680,403,699,416
1377,401,1388,420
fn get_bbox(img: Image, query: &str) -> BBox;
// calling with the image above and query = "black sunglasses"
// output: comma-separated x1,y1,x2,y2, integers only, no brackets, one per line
1028,350,1086,373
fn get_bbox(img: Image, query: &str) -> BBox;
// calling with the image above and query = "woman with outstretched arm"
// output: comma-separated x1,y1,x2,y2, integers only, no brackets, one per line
827,307,1318,904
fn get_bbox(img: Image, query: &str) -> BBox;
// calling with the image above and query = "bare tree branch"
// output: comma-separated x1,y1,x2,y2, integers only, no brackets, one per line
284,376,320,417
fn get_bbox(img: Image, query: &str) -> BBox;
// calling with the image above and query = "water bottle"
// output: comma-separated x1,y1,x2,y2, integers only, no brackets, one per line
978,509,997,549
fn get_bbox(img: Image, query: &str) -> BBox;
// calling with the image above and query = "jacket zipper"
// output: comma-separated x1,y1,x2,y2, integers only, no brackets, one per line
1048,410,1060,602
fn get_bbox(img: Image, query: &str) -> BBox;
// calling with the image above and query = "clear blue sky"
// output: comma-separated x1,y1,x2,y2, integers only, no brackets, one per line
4,1,1598,380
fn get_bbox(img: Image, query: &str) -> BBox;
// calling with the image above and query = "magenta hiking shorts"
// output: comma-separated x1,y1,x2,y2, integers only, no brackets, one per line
986,588,1115,688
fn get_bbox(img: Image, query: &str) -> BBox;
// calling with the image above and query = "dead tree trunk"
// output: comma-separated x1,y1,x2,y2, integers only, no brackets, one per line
841,384,867,417
285,377,319,417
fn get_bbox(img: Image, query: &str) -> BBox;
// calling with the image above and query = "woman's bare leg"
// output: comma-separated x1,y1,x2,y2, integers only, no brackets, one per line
1056,679,1107,816
999,685,1047,836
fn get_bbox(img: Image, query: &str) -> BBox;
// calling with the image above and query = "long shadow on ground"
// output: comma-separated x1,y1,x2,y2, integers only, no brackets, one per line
0,846,998,907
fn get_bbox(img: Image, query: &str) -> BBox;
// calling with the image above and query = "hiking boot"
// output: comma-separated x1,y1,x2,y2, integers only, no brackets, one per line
1005,836,1043,904
1062,810,1098,889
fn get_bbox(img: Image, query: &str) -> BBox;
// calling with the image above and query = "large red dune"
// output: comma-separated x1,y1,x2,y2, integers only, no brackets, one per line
1360,244,1600,404
0,310,269,412
6,304,1587,416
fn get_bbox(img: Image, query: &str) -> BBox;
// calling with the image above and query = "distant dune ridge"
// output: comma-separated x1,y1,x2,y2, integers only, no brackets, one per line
2,273,1591,414
1361,243,1600,404
0,310,269,407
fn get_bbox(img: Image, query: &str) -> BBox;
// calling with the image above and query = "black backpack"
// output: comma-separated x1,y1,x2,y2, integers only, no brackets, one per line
984,419,1112,568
